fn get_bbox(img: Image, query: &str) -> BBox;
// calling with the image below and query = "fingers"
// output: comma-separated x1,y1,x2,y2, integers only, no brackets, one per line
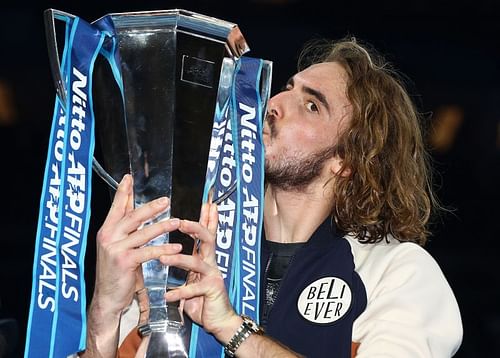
129,243,183,267
126,182,134,214
117,218,181,250
98,196,171,247
115,197,170,235
179,220,213,243
135,267,145,292
199,203,218,235
160,253,213,275
164,273,225,303
199,202,210,228
207,204,218,235
102,174,133,229
179,219,216,263
165,281,209,302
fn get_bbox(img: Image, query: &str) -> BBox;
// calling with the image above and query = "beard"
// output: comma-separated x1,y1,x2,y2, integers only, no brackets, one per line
265,145,338,192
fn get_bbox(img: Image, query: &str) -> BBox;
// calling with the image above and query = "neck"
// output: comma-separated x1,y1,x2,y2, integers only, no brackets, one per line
263,180,334,244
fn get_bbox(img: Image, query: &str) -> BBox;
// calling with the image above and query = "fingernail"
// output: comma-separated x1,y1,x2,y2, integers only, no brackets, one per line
170,218,180,226
173,243,182,250
157,197,169,206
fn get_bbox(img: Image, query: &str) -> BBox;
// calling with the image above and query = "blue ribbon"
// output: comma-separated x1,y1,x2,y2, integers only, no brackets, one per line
25,15,107,358
191,57,265,358
234,58,264,320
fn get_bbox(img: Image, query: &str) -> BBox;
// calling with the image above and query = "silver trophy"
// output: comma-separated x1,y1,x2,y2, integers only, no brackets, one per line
44,8,271,357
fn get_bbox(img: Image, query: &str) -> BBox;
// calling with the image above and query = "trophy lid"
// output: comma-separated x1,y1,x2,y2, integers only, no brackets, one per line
98,9,249,58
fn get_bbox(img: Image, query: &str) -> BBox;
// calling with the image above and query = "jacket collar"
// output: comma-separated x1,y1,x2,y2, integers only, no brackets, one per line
263,216,344,249
304,216,344,248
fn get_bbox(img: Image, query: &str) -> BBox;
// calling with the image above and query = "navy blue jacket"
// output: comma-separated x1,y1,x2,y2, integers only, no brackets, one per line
260,219,367,357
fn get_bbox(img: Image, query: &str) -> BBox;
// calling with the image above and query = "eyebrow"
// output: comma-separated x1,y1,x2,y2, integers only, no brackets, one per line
287,77,331,114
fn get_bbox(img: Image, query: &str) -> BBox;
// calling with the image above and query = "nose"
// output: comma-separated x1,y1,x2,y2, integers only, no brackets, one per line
266,92,286,119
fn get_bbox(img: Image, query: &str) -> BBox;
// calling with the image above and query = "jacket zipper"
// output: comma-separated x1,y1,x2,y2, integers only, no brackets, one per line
261,253,273,328
262,246,302,328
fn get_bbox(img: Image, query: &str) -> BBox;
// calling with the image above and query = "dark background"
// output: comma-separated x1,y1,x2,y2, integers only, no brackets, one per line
0,0,498,357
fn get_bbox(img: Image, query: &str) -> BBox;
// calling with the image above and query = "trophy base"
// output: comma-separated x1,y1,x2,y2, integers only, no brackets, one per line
143,328,189,358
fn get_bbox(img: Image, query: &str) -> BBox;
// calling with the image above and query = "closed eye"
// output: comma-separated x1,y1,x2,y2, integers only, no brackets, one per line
280,83,293,92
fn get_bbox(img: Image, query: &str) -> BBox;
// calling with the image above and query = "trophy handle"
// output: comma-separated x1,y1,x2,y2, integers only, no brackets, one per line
92,158,120,190
44,8,121,191
43,8,76,105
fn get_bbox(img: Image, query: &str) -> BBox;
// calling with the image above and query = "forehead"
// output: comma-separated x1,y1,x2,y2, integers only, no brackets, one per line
294,62,349,101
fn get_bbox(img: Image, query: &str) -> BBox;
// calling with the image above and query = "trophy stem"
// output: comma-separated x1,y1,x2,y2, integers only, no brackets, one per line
137,226,191,357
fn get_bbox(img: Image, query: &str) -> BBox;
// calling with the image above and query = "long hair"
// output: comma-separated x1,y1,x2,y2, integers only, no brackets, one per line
298,38,437,245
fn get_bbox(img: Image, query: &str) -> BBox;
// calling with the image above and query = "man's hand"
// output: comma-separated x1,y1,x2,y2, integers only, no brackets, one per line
93,174,182,315
161,203,242,343
82,174,183,357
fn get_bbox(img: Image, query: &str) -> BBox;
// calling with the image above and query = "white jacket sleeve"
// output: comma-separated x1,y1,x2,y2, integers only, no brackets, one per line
348,238,463,357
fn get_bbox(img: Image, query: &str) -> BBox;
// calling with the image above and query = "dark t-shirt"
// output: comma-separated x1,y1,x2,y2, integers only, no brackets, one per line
262,241,305,328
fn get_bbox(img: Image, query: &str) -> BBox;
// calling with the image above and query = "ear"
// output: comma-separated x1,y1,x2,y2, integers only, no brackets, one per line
328,156,351,177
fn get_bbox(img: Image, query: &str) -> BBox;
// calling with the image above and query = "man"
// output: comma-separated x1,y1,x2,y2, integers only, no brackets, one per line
82,39,463,357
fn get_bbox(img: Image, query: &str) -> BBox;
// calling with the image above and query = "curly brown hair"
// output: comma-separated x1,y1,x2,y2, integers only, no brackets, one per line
298,38,437,246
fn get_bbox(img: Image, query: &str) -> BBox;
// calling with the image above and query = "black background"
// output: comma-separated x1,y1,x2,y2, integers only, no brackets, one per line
0,0,499,357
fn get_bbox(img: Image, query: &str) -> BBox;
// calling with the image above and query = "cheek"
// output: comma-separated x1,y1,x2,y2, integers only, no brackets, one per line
280,125,319,152
286,125,330,153
282,123,318,143
265,119,336,160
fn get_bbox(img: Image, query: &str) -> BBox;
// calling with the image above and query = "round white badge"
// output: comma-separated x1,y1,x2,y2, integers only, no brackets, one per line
297,277,352,324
